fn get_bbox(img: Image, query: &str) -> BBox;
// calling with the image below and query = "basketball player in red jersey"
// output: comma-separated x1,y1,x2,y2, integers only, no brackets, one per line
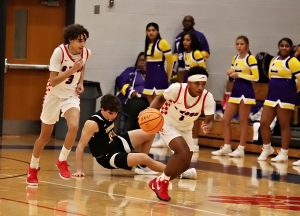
26,24,91,185
147,66,215,201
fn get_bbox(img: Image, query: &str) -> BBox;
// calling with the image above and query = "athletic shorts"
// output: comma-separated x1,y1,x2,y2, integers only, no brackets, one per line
159,124,195,152
40,93,80,124
95,133,134,171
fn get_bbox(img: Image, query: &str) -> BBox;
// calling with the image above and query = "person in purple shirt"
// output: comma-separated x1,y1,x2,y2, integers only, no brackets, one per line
173,15,210,82
116,52,149,130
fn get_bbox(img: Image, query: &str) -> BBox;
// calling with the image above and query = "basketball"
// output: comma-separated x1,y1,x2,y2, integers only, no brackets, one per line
138,108,164,134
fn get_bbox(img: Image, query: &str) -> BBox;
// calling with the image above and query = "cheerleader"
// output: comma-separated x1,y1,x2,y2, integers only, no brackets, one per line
258,38,300,162
212,35,259,157
143,22,173,104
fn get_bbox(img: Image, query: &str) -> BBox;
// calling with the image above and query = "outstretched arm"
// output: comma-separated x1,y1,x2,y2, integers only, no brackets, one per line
72,120,98,177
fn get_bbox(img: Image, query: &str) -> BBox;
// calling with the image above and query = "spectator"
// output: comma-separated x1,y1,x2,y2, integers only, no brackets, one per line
173,15,210,82
116,52,149,131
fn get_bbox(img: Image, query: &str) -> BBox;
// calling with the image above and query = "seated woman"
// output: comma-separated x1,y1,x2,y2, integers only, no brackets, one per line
116,52,149,131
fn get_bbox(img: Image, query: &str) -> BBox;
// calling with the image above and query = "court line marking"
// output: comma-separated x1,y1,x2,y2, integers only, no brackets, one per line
0,197,87,216
0,156,29,180
3,174,227,216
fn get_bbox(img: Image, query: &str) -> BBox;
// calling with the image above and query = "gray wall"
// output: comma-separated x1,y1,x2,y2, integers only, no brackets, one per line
75,0,300,108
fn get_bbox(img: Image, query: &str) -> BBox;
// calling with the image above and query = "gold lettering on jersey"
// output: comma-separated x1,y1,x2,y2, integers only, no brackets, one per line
105,123,114,133
108,131,113,144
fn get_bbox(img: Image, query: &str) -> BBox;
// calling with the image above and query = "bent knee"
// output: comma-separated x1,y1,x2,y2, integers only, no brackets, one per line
67,121,79,132
39,133,52,143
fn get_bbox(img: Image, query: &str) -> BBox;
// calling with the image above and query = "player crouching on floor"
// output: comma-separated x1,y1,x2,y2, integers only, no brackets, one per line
72,94,196,180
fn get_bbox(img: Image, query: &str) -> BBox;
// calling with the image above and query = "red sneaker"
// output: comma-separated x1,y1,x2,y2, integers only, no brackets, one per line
26,166,39,186
56,159,71,180
149,177,171,202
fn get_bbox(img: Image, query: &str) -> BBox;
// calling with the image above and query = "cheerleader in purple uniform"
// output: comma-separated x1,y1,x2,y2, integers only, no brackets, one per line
258,38,300,163
212,36,259,157
143,22,173,104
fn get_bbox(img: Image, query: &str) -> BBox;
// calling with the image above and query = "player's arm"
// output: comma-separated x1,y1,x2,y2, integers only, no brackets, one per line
149,83,180,110
149,95,166,110
201,93,216,134
159,39,173,81
288,57,300,92
49,48,84,87
73,120,99,177
78,49,91,86
238,55,259,82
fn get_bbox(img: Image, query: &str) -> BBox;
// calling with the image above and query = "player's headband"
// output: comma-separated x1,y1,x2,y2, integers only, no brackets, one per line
187,74,207,82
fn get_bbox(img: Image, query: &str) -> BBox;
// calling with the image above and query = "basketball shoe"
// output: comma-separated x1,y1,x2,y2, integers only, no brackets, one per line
26,165,39,186
56,159,71,179
149,177,171,202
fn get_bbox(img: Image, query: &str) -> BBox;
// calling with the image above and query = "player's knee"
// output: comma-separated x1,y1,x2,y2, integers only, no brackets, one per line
38,133,51,144
221,117,230,125
260,120,269,129
67,121,79,133
139,153,151,165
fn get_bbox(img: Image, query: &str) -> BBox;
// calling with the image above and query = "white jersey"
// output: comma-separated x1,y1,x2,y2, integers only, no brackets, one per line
46,44,91,98
161,83,215,130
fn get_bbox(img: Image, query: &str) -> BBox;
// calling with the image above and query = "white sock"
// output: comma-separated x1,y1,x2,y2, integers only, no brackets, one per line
237,145,245,151
280,148,288,155
58,145,71,161
193,138,198,146
224,144,231,149
263,143,271,149
158,172,170,181
30,155,40,169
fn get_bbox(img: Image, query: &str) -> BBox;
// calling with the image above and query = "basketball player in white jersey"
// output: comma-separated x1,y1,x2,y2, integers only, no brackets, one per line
147,66,215,201
26,24,91,185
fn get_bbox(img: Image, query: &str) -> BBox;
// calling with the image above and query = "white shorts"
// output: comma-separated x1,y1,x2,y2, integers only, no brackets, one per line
40,93,80,124
159,124,194,152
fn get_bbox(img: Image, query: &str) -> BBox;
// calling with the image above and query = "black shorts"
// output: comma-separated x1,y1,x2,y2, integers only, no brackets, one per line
95,132,134,171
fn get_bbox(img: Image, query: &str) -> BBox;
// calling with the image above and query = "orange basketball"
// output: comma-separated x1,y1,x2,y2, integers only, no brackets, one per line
138,108,164,134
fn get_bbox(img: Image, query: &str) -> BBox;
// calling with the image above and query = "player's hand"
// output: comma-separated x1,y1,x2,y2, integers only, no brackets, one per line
229,72,239,79
72,58,85,72
201,121,210,134
76,83,84,94
72,171,85,177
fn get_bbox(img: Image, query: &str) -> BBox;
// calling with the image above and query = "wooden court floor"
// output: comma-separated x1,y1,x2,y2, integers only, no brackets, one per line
1,136,300,216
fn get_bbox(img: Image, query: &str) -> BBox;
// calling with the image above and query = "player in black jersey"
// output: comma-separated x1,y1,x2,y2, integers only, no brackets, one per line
72,94,197,178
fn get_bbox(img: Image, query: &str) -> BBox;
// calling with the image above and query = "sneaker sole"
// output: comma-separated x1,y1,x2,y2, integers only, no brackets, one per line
56,165,71,180
135,169,159,175
26,180,38,186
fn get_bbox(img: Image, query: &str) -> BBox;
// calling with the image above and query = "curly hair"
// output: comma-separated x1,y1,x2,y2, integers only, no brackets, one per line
179,32,203,52
63,24,89,44
100,94,122,112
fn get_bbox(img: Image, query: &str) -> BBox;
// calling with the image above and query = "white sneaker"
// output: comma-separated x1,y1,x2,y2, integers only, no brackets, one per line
180,168,197,180
270,150,288,162
293,159,300,166
228,149,245,157
257,147,274,161
134,165,159,175
212,146,232,156
152,138,168,148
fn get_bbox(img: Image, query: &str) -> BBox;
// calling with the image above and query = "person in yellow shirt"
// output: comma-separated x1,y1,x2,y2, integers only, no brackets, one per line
258,38,300,163
179,32,206,82
143,22,173,104
212,35,259,157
